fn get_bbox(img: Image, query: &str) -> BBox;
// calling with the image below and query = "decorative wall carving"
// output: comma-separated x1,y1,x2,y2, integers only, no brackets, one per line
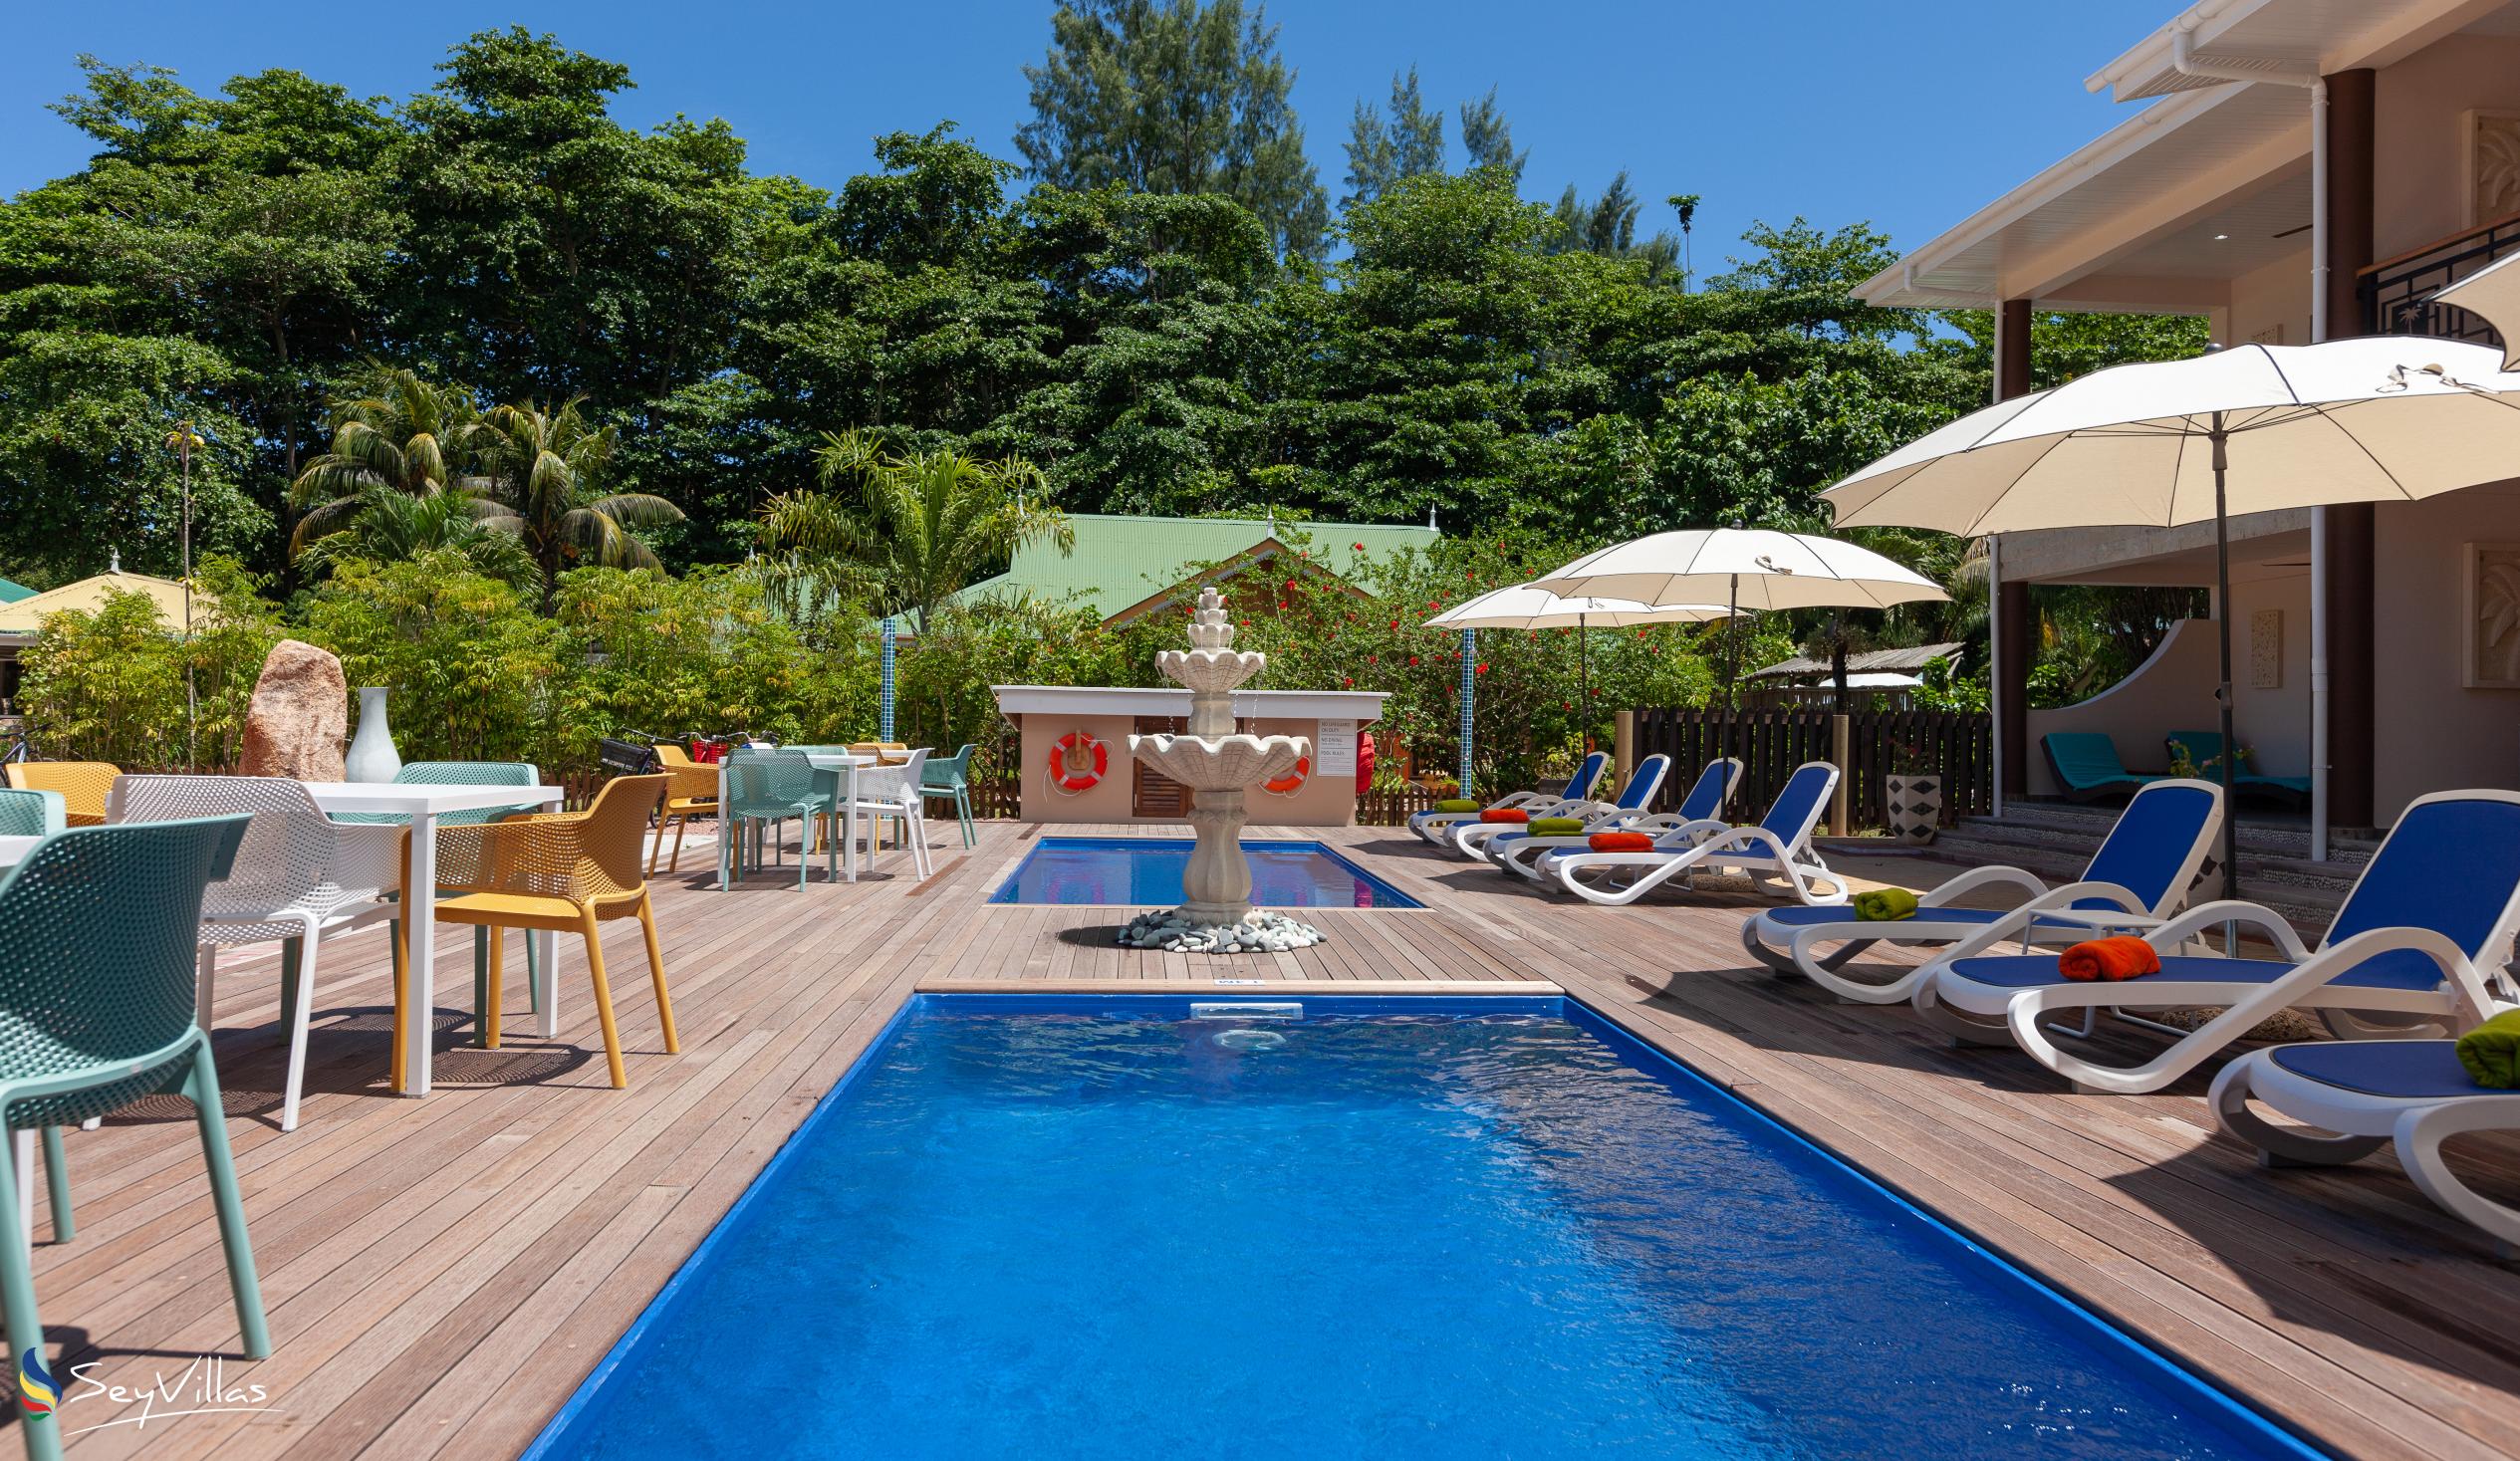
2466,112,2520,226
2462,543,2520,688
2249,609,2282,690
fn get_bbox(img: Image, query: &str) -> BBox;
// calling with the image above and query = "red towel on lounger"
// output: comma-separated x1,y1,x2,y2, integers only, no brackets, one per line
2058,935,2159,982
1588,831,1656,852
1480,808,1529,824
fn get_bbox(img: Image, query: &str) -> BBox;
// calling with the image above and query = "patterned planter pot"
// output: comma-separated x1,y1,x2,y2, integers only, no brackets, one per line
1885,773,1941,845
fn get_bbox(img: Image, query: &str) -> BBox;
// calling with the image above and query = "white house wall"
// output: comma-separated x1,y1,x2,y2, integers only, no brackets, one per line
2375,33,2520,259
2373,482,2520,819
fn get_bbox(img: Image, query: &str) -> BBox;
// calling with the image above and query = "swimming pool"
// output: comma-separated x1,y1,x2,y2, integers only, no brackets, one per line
530,995,2324,1460
988,836,1423,908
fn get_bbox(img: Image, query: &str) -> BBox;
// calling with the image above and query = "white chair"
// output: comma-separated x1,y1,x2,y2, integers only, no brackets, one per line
846,748,934,879
110,775,403,1131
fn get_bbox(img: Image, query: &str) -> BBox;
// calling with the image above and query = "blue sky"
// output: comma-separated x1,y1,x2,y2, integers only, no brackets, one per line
2,0,2169,267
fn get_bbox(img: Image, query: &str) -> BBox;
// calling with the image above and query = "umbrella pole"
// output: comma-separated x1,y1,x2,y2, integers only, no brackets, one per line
2211,416,2242,906
1578,612,1590,755
1725,573,1742,769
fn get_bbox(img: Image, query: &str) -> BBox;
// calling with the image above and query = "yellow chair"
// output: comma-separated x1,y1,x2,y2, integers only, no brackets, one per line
3,762,119,827
410,775,678,1090
647,746,721,874
848,742,911,765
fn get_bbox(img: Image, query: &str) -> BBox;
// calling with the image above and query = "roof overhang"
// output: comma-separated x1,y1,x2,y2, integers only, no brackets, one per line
1862,0,2520,314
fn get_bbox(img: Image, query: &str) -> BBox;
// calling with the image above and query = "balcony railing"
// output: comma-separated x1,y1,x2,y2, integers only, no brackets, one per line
2361,209,2520,343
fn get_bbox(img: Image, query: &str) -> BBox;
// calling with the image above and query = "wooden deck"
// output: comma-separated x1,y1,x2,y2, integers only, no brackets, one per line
32,818,2520,1459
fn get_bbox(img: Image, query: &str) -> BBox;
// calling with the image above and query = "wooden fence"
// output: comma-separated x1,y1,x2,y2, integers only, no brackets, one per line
1634,708,1991,830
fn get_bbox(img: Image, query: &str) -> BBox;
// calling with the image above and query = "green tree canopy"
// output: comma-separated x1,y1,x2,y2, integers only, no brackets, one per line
1016,0,1331,260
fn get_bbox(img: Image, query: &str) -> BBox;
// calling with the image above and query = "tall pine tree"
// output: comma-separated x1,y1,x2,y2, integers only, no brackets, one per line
1016,0,1330,260
1342,67,1444,209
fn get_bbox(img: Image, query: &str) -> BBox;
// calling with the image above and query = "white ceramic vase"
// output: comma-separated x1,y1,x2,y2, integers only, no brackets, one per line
345,686,402,783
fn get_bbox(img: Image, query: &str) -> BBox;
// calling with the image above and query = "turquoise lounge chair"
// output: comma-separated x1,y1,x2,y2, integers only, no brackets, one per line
2040,732,2164,803
2164,730,2311,807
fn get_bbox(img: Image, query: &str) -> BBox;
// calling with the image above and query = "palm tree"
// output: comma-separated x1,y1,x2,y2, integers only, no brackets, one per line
294,486,539,587
756,430,1072,630
289,366,483,553
462,396,684,610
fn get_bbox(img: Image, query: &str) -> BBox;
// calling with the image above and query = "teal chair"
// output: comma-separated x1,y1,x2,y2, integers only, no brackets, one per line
347,763,548,1043
719,751,835,889
919,744,978,849
0,791,64,838
2038,732,2165,804
0,817,267,1461
2164,730,2312,807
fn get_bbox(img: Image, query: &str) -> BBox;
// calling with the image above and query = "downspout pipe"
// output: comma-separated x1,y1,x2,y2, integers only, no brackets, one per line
2169,23,2332,859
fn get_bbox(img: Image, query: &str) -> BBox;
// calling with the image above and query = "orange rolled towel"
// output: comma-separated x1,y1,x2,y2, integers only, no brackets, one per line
1588,831,1657,852
2058,935,2160,982
1480,808,1530,824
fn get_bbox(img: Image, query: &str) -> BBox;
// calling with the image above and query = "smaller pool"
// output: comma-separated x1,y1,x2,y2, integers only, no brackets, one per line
989,836,1423,908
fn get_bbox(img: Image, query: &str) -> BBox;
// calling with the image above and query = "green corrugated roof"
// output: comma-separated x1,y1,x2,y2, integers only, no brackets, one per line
952,514,1440,621
0,578,35,605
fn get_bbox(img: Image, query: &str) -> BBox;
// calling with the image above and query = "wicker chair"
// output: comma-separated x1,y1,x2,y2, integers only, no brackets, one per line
110,776,403,1132
420,775,678,1090
4,763,118,827
0,816,268,1461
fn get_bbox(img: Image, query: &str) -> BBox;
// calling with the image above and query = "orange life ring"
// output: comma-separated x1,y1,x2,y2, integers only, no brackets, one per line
1263,754,1311,797
1047,731,1109,794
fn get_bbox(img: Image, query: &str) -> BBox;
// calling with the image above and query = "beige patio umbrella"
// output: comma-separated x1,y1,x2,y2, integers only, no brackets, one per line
1425,583,1740,735
2432,255,2520,368
1822,336,2520,897
1528,526,1947,725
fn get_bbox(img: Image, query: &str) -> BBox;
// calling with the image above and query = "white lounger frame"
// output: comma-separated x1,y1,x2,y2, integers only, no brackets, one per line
1744,778,2223,1005
1913,788,2520,1095
1407,755,1604,847
1542,761,1845,908
1493,759,1739,879
2210,1041,2520,1259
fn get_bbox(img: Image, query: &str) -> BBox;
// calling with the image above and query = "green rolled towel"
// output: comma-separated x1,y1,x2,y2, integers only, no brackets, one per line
1527,817,1587,837
2456,1009,2520,1089
1434,799,1481,814
1852,887,1919,922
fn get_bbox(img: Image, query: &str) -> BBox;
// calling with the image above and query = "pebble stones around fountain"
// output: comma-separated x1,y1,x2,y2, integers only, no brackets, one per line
1117,908,1326,953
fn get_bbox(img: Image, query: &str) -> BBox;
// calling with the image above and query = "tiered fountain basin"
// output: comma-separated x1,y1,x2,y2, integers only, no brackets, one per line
989,685,1389,826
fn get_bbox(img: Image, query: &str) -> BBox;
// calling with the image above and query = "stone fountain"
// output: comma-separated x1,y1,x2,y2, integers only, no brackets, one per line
1120,587,1326,953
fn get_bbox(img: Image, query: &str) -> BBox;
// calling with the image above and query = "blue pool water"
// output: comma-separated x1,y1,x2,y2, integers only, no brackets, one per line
533,996,2322,1461
988,836,1423,908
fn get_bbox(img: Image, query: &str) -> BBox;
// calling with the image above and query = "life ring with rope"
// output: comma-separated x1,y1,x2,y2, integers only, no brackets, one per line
1263,754,1311,797
1047,731,1109,794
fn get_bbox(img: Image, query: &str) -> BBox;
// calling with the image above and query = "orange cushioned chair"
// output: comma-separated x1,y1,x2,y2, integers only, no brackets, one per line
4,762,119,827
648,745,722,875
409,774,679,1089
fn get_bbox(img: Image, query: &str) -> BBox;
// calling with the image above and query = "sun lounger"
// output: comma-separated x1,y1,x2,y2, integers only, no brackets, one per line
1539,761,1845,907
1742,778,2223,1004
1407,751,1607,846
1913,789,2520,1094
1449,754,1670,859
2210,1037,2520,1257
2040,732,2165,804
2164,730,2311,808
1490,757,1734,878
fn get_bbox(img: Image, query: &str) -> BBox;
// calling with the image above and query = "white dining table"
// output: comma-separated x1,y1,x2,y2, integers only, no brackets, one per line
0,835,40,870
303,781,566,1096
716,751,875,886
